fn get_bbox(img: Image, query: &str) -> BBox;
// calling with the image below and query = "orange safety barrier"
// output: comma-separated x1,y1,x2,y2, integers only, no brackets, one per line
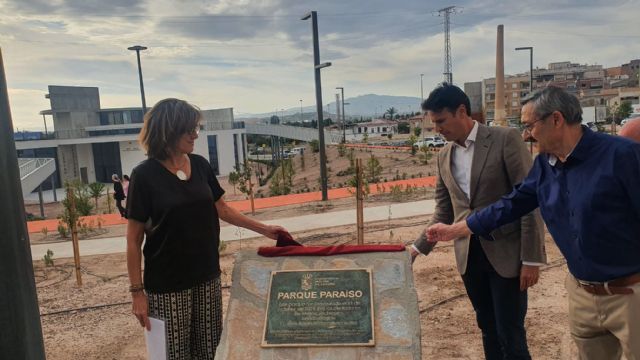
27,176,437,233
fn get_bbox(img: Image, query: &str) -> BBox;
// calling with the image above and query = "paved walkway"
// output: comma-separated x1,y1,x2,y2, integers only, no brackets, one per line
30,199,435,260
26,176,436,233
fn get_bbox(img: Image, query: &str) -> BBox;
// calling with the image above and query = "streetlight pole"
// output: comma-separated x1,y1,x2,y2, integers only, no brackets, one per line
302,10,331,201
336,87,345,143
516,46,534,154
515,47,533,94
42,113,47,136
420,74,424,102
300,99,303,123
128,45,148,113
0,48,46,359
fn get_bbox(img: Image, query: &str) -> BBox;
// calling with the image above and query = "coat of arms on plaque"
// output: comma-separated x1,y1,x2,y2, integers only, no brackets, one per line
301,273,313,291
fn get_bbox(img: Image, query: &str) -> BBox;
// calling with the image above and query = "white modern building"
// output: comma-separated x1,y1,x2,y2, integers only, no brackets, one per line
16,86,247,187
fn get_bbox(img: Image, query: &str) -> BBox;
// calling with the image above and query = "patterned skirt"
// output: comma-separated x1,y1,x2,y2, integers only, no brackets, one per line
147,277,222,359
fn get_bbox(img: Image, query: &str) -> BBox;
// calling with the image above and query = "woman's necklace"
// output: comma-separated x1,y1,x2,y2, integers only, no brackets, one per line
176,169,188,181
166,156,188,181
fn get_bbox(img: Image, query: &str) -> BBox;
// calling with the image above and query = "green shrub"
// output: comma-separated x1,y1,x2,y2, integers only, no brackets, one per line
57,222,68,238
43,249,54,267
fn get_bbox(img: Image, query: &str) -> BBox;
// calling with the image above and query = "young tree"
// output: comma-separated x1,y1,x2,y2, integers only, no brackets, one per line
615,102,633,124
397,122,410,134
347,162,370,198
337,142,347,157
299,151,306,170
88,182,105,210
418,145,433,165
268,159,296,196
66,180,93,216
227,171,240,195
236,163,253,198
408,134,418,156
413,126,422,138
362,132,369,144
365,154,383,183
309,139,319,153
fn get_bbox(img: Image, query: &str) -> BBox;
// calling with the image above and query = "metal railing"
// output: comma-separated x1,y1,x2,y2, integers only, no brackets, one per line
19,158,54,181
54,129,87,139
245,123,343,143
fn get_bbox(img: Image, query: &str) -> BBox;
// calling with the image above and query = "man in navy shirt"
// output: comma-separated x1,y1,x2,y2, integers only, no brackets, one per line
427,86,640,359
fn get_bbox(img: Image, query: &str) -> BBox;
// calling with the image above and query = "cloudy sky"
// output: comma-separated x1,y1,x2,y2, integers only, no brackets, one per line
1,0,639,130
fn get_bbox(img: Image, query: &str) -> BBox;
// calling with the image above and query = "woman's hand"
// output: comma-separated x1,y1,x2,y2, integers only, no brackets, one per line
132,292,151,330
263,225,290,240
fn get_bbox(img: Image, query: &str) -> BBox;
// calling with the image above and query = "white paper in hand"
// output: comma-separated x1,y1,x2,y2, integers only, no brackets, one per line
144,317,167,360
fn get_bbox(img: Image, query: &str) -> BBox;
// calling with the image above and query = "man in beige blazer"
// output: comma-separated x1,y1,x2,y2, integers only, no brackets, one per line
411,83,546,360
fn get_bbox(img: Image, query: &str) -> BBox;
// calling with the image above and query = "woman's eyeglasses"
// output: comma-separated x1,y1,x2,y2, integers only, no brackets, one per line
188,125,203,136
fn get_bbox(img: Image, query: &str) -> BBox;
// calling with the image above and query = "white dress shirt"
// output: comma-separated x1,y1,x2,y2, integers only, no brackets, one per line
451,121,479,200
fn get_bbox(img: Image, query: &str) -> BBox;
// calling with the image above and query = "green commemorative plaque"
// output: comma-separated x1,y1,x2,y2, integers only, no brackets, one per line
261,268,375,347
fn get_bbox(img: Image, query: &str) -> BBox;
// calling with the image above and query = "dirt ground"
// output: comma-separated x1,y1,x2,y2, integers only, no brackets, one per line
34,204,578,359
30,144,579,358
208,143,438,200
25,143,437,225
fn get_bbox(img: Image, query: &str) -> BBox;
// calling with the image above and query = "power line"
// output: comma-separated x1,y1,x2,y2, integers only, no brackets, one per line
450,22,640,39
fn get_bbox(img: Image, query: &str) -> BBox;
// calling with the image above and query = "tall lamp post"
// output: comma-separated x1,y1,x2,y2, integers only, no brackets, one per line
515,47,533,94
299,99,303,122
128,45,148,113
420,73,424,102
302,10,331,201
516,46,534,153
336,86,346,142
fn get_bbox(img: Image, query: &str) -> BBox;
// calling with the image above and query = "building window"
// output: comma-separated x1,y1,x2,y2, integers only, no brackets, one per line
512,83,518,89
233,134,240,169
207,135,220,175
511,101,519,107
92,142,122,183
512,92,518,97
131,110,143,124
241,134,246,163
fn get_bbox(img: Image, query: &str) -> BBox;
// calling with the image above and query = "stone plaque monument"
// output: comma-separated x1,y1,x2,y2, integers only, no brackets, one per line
262,268,374,347
216,249,421,359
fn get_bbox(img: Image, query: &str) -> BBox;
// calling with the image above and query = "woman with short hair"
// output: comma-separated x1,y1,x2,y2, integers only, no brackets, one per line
126,98,290,359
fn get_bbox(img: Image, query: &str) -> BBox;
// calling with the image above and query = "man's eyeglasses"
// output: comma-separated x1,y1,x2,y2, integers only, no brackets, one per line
522,112,552,133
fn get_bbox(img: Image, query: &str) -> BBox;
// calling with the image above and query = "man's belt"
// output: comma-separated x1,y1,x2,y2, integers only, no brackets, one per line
576,273,640,295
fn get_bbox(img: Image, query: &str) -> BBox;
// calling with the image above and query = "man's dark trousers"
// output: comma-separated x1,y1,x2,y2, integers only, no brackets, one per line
462,236,531,360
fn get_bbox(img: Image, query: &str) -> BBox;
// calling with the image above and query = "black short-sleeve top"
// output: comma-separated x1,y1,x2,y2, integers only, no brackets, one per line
126,154,225,293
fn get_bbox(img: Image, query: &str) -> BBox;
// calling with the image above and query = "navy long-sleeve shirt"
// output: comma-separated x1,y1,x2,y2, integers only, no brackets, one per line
467,127,640,282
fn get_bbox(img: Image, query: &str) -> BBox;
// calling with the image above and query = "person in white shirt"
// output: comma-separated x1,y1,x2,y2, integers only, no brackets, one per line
411,83,546,360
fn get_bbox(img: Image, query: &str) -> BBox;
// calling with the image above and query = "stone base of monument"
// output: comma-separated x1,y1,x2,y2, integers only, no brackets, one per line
216,249,421,359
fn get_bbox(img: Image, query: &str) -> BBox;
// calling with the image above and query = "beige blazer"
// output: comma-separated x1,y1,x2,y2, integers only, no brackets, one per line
414,124,546,278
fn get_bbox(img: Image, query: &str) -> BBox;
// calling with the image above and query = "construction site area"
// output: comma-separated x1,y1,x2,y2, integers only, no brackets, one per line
25,142,578,359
